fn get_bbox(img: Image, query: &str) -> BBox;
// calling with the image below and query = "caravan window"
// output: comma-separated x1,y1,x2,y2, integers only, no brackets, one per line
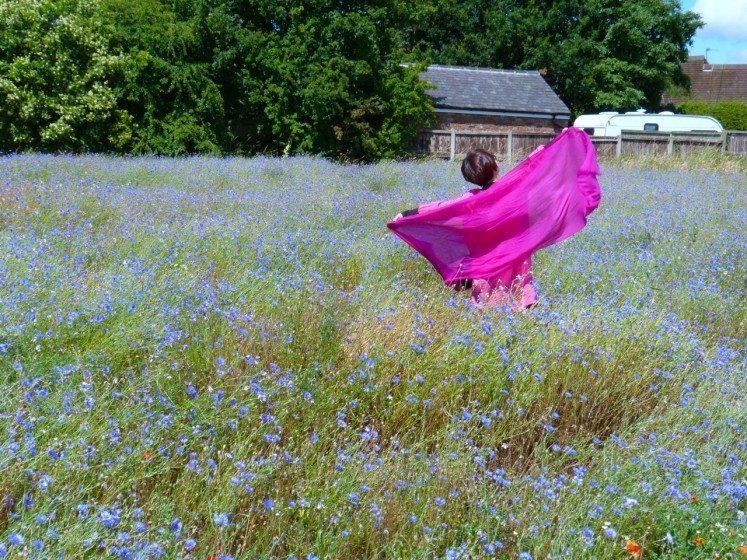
643,123,659,132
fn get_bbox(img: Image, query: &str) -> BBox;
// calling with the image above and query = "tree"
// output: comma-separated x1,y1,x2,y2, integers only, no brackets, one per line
1,0,435,158
195,0,435,159
402,0,703,114
98,0,225,155
0,0,133,152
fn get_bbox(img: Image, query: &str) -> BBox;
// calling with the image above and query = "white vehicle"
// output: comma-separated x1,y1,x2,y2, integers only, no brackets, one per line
573,109,724,137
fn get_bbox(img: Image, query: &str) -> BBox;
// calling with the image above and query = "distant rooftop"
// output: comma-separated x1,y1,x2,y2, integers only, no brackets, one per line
663,56,747,105
420,64,570,117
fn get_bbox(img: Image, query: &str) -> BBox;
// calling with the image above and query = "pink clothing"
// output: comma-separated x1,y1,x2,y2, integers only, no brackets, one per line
419,191,537,308
470,258,536,309
388,128,601,308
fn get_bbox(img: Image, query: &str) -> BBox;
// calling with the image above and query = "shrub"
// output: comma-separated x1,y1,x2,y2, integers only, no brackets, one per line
679,100,747,130
0,0,133,152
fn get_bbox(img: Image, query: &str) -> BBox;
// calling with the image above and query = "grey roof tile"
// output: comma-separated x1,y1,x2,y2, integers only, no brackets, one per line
420,65,570,116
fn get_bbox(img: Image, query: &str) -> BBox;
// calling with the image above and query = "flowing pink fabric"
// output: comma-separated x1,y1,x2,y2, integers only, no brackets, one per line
388,128,601,299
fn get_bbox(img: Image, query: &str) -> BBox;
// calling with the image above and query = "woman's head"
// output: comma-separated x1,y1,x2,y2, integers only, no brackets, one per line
461,149,499,188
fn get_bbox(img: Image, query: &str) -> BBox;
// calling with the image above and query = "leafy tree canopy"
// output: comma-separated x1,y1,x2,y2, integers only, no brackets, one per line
0,0,702,156
0,0,133,152
194,0,434,158
402,0,702,113
0,0,434,158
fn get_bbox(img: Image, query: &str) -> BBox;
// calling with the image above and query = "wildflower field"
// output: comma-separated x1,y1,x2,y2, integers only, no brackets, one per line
0,154,745,560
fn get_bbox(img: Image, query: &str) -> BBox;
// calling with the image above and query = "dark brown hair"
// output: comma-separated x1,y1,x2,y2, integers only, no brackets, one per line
461,148,499,188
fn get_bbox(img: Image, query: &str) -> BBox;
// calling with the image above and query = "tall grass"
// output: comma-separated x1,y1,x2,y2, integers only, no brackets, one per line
606,149,747,173
0,154,744,559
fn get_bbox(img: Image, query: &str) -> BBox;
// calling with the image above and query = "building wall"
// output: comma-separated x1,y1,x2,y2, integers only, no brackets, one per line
433,112,568,133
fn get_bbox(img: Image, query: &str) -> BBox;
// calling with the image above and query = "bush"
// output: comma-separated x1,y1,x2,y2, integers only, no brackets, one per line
0,0,134,152
0,0,436,159
679,100,747,130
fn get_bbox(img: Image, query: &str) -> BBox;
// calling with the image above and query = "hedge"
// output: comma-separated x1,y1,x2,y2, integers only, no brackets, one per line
678,101,747,131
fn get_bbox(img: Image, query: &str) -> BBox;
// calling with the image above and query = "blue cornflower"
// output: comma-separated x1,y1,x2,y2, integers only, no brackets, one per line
602,526,617,539
213,512,231,527
99,508,121,529
8,533,24,546
37,474,53,492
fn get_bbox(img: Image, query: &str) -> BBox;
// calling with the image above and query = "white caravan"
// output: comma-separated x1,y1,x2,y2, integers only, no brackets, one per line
573,110,724,137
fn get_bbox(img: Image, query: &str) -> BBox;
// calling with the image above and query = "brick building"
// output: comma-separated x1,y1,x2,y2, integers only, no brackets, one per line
420,65,571,133
662,56,747,105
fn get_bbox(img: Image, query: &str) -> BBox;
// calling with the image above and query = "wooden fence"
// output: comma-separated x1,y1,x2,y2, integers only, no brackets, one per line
416,129,747,161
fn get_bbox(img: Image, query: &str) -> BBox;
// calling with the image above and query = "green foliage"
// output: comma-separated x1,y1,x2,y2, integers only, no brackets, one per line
0,0,704,155
0,0,434,158
402,0,702,114
196,0,435,159
98,0,225,155
0,0,133,152
679,100,747,131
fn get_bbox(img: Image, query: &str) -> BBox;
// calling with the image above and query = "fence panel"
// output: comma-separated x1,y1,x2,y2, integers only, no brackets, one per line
417,130,452,157
589,138,618,157
512,133,556,160
673,134,723,157
618,133,670,156
454,132,507,157
416,129,747,159
727,131,747,155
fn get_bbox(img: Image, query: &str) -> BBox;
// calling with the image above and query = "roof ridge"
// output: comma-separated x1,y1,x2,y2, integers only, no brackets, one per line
427,64,539,76
705,63,747,70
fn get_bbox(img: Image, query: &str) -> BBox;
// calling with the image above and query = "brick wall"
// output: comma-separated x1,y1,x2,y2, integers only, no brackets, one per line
434,112,569,133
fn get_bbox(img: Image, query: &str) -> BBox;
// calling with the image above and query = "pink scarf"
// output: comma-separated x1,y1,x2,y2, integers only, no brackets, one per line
388,128,601,290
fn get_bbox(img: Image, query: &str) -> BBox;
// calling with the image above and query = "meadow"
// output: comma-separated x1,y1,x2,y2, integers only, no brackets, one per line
0,154,745,559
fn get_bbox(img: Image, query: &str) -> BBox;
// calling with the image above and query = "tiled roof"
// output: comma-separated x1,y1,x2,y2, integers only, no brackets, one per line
663,56,747,104
420,65,570,116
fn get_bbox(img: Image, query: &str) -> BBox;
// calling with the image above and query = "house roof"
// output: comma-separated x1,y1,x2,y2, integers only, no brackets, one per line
663,56,747,104
420,65,570,117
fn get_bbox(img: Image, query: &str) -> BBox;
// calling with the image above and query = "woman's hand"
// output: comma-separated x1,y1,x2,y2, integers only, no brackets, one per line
529,144,545,156
393,213,403,221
